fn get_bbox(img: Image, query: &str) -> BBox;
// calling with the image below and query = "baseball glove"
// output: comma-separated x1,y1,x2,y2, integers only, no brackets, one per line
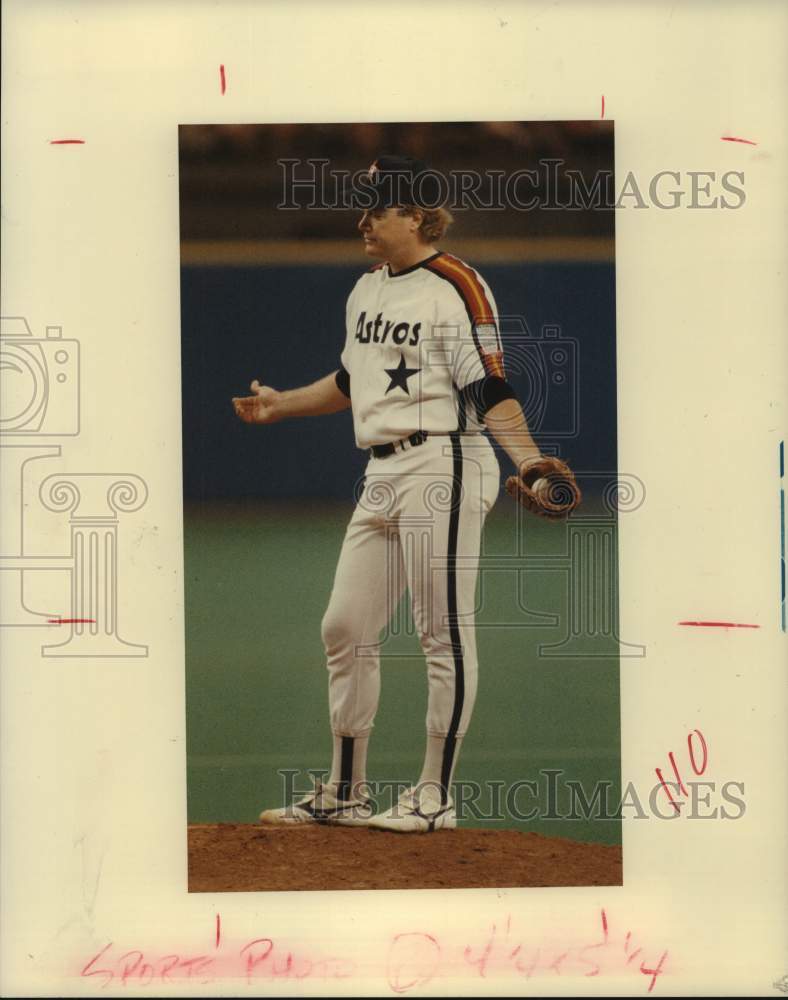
505,456,582,519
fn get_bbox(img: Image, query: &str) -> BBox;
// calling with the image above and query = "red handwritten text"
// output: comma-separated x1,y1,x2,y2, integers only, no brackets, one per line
79,910,668,992
656,728,708,813
80,925,355,989
387,910,668,993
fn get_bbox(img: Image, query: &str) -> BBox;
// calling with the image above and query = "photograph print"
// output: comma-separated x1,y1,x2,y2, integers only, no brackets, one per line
179,120,621,892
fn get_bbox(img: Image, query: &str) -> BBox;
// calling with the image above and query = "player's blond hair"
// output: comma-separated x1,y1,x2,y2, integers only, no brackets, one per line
398,205,454,243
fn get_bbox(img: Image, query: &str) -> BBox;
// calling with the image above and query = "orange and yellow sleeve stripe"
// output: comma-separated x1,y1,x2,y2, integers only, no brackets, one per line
426,254,505,378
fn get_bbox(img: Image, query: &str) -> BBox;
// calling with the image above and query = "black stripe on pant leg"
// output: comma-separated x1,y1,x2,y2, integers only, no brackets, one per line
454,382,467,432
338,736,354,801
441,432,465,805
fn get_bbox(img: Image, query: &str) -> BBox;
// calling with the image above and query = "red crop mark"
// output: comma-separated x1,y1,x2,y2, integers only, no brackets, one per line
48,618,96,624
50,139,85,145
721,136,757,145
678,620,759,628
600,95,605,119
220,65,226,95
215,914,221,949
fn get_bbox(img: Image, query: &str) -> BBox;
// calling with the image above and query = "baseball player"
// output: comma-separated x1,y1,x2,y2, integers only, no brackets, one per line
233,155,579,833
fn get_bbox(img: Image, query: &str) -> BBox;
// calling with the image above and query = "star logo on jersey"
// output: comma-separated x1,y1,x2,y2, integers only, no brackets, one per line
384,354,421,395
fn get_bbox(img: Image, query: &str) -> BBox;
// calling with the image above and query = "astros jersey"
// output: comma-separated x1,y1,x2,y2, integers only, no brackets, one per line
339,251,505,449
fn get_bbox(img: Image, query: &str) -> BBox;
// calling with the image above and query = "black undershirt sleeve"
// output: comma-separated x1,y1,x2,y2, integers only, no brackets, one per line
460,375,516,419
335,365,351,399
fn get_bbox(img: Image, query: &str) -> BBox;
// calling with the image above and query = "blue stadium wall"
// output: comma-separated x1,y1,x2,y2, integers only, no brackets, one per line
180,262,616,500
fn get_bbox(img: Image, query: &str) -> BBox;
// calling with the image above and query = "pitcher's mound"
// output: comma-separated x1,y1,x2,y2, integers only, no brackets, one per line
188,824,622,892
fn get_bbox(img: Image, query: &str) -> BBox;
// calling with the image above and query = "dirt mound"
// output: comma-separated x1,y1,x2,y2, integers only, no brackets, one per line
188,824,622,892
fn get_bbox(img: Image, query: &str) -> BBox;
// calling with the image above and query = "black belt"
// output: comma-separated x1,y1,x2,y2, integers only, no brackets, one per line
369,431,428,459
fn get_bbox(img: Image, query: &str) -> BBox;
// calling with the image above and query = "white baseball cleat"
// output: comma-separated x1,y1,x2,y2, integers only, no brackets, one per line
259,780,374,827
366,786,457,834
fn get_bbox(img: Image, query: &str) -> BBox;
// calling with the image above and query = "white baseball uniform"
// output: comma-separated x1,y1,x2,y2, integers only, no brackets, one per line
323,251,511,804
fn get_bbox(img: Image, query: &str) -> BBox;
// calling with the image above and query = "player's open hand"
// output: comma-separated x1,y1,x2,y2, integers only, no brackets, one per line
232,380,283,424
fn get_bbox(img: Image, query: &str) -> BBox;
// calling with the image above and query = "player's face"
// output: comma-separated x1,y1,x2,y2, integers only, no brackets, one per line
357,207,418,260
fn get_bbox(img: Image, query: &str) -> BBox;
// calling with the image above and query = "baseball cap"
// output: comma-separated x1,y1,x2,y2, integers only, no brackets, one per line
348,154,442,210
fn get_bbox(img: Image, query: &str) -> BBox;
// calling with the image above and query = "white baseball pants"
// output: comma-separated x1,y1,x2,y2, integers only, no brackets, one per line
321,432,500,792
